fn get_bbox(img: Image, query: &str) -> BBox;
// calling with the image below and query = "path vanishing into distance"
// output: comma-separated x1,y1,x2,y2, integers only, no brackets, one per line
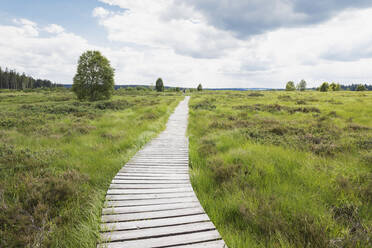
98,96,227,248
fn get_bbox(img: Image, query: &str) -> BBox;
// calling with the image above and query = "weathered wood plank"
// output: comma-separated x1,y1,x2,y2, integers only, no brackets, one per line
101,214,210,232
101,222,216,242
114,175,189,180
119,168,188,173
105,192,195,201
174,240,227,248
104,196,199,207
102,202,201,215
108,183,190,189
101,207,204,223
106,187,193,195
123,165,189,170
111,179,190,184
98,230,221,248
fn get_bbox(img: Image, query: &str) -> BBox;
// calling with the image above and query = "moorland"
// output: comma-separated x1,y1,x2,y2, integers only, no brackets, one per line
189,90,372,247
0,88,182,247
0,88,371,248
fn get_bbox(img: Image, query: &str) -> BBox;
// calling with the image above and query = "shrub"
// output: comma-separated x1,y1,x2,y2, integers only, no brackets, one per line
319,82,329,92
248,92,264,97
94,100,131,110
329,82,341,91
297,79,307,91
191,100,216,110
72,50,115,101
285,81,296,91
197,84,203,91
155,78,164,92
356,84,367,91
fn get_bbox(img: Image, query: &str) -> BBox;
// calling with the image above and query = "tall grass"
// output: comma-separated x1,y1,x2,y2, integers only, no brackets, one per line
0,89,183,247
188,91,371,248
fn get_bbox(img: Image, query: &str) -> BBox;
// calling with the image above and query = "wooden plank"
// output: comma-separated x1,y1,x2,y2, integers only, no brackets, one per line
120,167,188,172
101,222,216,242
115,172,189,177
125,163,189,167
106,187,193,195
111,179,190,184
101,214,210,232
102,202,201,215
105,196,199,207
174,240,227,248
122,166,189,171
114,175,189,180
98,230,221,248
118,170,188,174
102,207,205,223
108,183,190,189
116,172,188,177
126,162,188,165
105,192,195,201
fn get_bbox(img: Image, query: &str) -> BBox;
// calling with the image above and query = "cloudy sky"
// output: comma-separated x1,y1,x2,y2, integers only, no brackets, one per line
1,0,372,88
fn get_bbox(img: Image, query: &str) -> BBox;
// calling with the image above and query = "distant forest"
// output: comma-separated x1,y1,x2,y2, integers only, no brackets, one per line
0,67,59,90
340,84,372,91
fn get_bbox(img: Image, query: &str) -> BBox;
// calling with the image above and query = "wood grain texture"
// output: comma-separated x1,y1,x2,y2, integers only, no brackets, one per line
98,96,227,247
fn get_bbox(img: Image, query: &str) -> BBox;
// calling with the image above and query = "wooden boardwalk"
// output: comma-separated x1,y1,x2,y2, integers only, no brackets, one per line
99,96,227,248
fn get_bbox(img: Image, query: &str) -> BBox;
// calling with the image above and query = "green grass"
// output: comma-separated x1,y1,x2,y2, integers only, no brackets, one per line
0,89,183,247
188,91,372,248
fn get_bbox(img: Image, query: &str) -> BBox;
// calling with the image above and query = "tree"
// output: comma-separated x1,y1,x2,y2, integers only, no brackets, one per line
356,84,367,91
297,79,306,91
72,50,114,101
319,82,329,92
155,78,164,92
285,81,296,91
329,82,341,91
197,84,203,91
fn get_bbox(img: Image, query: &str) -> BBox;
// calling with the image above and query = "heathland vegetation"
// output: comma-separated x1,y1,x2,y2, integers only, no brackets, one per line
1,53,371,247
0,88,182,247
188,90,371,247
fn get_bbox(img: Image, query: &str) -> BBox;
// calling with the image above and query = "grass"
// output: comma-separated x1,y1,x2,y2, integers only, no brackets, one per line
188,91,372,248
0,88,183,247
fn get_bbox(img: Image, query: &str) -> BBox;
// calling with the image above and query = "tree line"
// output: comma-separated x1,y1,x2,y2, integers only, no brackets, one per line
286,79,370,91
340,84,372,91
0,67,58,90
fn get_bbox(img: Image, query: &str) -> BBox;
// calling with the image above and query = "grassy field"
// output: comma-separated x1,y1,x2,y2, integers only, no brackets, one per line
0,88,183,247
188,91,372,248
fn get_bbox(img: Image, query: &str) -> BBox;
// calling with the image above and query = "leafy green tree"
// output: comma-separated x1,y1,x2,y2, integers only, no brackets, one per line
356,84,367,91
197,84,203,91
319,82,329,92
72,50,114,101
297,79,307,91
155,78,164,92
285,81,296,91
329,82,341,91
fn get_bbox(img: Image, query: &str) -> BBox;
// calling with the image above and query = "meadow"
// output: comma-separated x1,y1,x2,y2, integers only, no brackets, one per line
188,91,372,247
0,88,182,247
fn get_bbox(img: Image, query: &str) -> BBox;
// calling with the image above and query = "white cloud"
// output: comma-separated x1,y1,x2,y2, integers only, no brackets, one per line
93,7,111,18
2,2,372,88
44,24,65,34
12,18,39,37
95,0,237,59
0,20,93,83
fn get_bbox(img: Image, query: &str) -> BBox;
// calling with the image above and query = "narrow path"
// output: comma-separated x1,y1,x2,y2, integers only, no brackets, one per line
99,96,227,248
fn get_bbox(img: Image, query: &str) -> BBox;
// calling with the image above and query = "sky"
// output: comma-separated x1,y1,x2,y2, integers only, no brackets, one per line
1,0,372,88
